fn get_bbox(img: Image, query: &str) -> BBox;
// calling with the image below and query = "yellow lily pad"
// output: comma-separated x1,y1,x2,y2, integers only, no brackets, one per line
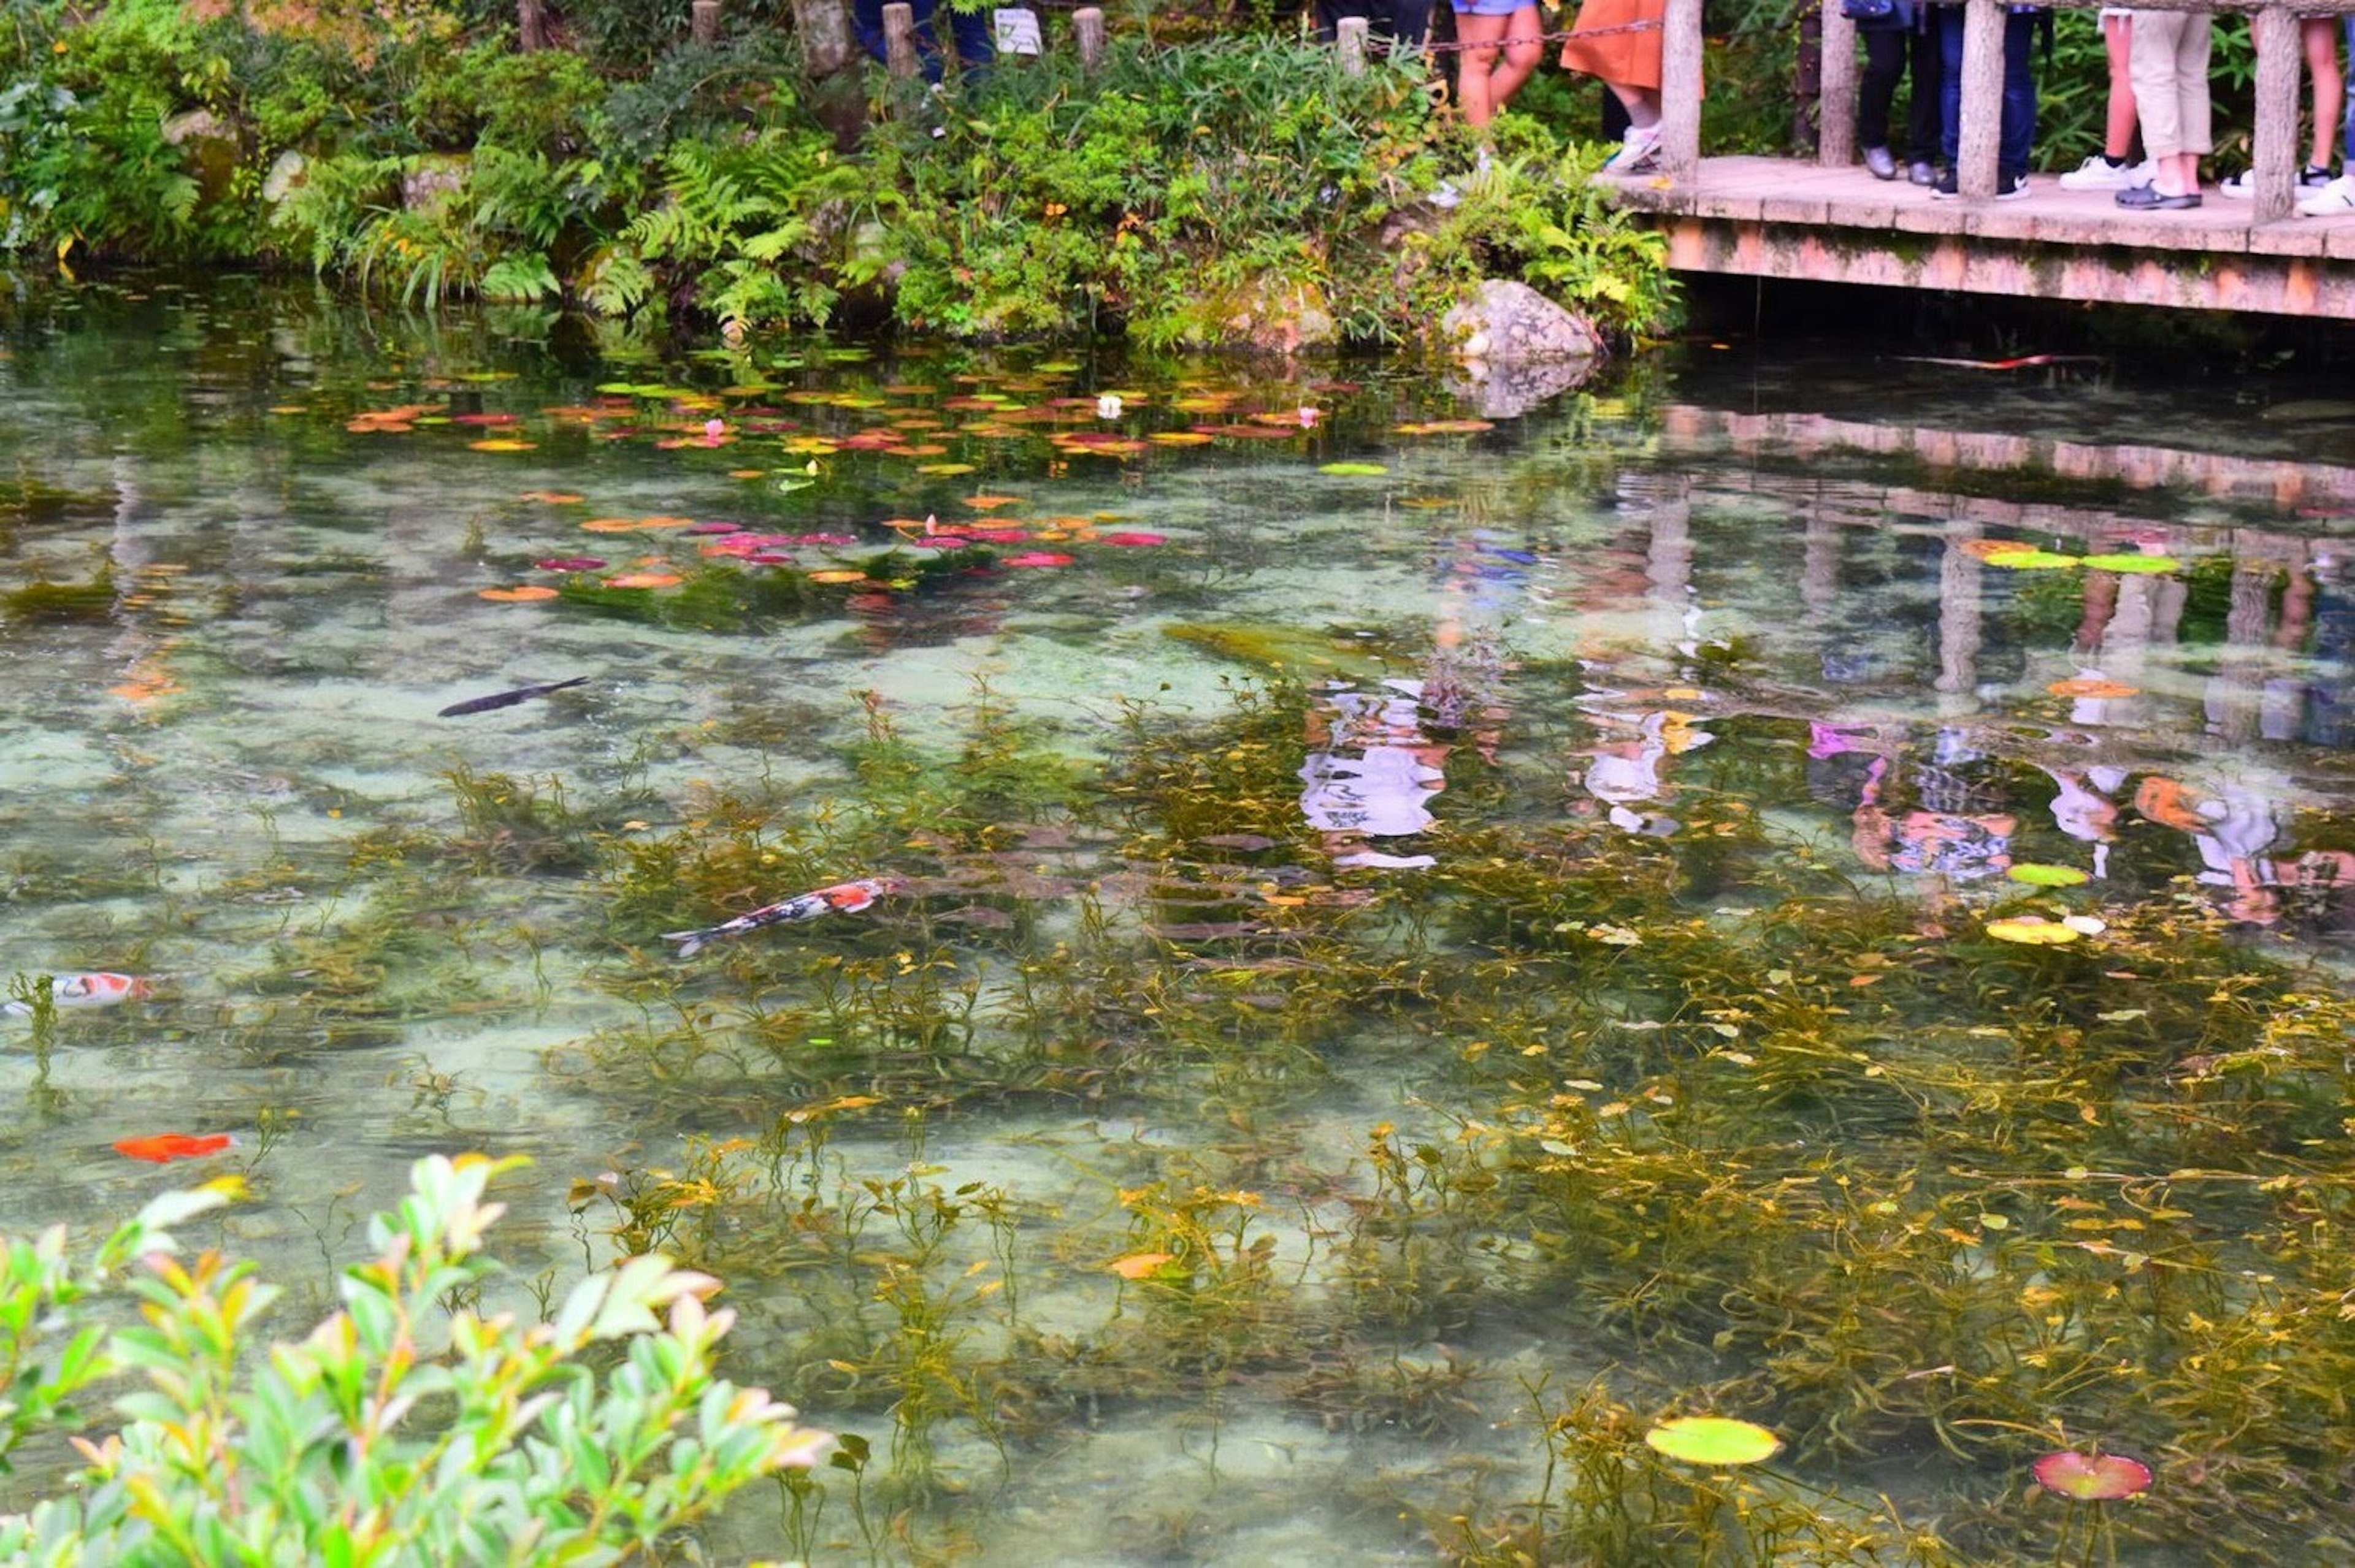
1985,916,2081,945
2008,863,2090,887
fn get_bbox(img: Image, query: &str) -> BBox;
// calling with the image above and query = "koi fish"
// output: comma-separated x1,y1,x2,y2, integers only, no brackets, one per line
4,973,150,1015
437,676,589,719
662,876,905,958
113,1132,236,1163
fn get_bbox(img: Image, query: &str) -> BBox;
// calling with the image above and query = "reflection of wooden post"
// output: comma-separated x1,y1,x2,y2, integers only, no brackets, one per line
883,1,920,76
1337,16,1368,75
1956,0,2003,199
692,0,721,44
792,0,854,75
1074,7,1105,70
1818,4,1857,169
1936,523,1982,706
2251,6,2300,222
1659,0,1703,180
519,0,548,50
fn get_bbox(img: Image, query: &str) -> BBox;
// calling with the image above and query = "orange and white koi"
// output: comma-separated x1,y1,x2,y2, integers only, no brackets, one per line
4,973,151,1015
662,877,905,958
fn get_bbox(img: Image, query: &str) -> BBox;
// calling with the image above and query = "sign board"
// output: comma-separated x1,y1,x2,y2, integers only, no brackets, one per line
994,7,1042,54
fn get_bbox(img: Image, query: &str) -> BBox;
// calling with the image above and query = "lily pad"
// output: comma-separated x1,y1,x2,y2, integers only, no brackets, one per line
2031,1451,2152,1501
1644,1416,1782,1466
1984,916,2081,946
1983,549,2080,570
1319,461,1389,476
2008,863,2090,887
2081,553,2180,574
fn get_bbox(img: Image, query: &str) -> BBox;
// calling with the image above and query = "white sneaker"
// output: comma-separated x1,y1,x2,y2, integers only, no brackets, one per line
2298,173,2355,216
2221,164,2333,199
2058,155,2139,191
1603,124,1662,175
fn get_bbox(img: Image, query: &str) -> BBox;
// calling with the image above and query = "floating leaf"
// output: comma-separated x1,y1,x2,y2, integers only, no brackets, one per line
963,494,1024,510
1148,431,1216,446
478,585,560,602
467,438,535,452
1984,916,2080,946
535,557,608,572
2008,863,2090,887
580,518,643,533
2081,553,2179,574
808,570,867,584
1318,461,1388,476
917,462,978,475
2031,1451,2152,1501
1983,549,2080,570
1003,552,1073,568
1107,1252,1175,1279
1101,531,1167,546
2047,677,2139,698
603,571,682,589
1644,1417,1782,1466
518,490,586,503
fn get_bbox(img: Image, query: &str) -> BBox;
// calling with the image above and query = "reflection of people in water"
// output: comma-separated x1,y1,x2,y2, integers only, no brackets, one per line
1574,703,1711,836
2135,774,2290,925
1850,730,2016,881
1299,679,1452,869
2041,764,2126,879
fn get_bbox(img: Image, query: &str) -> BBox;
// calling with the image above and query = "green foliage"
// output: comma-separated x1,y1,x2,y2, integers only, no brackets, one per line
0,1155,829,1562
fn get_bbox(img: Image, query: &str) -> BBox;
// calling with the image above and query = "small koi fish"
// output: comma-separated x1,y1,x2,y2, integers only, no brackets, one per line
437,676,589,719
662,876,905,958
113,1131,236,1163
4,973,151,1015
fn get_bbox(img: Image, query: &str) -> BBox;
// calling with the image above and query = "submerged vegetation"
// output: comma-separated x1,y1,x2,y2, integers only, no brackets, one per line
0,0,1675,342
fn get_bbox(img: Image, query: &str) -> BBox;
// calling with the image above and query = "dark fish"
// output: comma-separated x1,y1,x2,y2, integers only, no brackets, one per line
437,676,589,719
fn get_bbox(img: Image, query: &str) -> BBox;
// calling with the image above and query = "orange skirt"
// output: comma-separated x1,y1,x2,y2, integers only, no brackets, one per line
1558,0,1667,93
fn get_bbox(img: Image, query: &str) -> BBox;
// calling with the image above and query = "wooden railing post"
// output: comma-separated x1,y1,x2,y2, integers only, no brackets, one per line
1073,6,1105,70
1820,2,1858,169
1659,0,1704,180
2251,4,2301,221
1337,15,1368,74
883,1,920,76
1956,0,2004,199
691,0,721,44
518,0,548,50
792,0,854,75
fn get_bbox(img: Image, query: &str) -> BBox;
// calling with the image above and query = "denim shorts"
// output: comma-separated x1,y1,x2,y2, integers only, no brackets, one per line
1453,0,1531,15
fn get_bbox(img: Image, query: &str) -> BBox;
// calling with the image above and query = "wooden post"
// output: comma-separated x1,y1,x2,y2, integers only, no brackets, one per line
518,0,548,51
692,0,721,44
1956,0,2004,200
1658,0,1704,181
2251,4,2301,222
883,1,921,77
1073,6,1105,70
1337,15,1368,75
792,0,854,76
1819,3,1858,169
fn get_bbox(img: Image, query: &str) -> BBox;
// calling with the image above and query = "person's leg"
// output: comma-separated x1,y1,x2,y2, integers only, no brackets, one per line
1938,5,1964,164
1609,81,1663,130
1481,4,1545,117
1860,27,1902,152
1391,0,1433,48
2127,11,2186,192
1905,17,1942,166
1455,10,1510,125
2102,13,2139,162
2344,17,2355,169
2305,17,2342,172
943,0,995,74
1997,8,2036,180
2178,13,2212,181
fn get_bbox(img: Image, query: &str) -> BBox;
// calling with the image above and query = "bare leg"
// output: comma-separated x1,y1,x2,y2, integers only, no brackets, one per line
2306,16,2343,169
1455,11,1509,125
2101,13,2137,160
1482,5,1546,117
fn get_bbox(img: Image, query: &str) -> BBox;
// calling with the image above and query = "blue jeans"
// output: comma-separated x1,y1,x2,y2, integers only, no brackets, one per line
1937,7,2037,178
852,0,995,82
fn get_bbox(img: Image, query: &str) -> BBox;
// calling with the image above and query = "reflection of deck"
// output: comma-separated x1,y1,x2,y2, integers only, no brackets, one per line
1609,157,2355,319
1653,403,2355,510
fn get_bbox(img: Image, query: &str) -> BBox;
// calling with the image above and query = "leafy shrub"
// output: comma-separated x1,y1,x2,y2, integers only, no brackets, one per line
0,1154,828,1562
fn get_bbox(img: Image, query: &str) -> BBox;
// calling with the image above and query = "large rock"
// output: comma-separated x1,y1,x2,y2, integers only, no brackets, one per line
1439,278,1604,366
401,154,472,213
1181,276,1339,355
161,109,240,207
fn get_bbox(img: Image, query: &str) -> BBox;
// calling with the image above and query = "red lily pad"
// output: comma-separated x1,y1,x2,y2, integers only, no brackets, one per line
1003,551,1074,568
535,557,608,572
1102,530,1167,546
2031,1451,2152,1501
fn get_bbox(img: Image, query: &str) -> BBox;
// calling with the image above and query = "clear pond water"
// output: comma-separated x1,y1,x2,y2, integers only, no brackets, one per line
3,277,2354,1564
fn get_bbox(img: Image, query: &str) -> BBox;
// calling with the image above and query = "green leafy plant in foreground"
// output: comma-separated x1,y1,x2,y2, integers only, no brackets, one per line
0,1153,829,1564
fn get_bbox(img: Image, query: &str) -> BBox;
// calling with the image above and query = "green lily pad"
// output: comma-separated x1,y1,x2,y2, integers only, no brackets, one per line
2081,553,2180,573
2008,863,2090,887
1644,1416,1782,1466
1983,549,2080,570
1319,461,1389,476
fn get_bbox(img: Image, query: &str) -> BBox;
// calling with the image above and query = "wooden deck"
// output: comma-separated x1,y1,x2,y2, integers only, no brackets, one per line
1607,155,2355,318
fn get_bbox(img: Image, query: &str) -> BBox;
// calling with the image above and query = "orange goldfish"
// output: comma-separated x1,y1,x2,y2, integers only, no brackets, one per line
112,1132,236,1163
